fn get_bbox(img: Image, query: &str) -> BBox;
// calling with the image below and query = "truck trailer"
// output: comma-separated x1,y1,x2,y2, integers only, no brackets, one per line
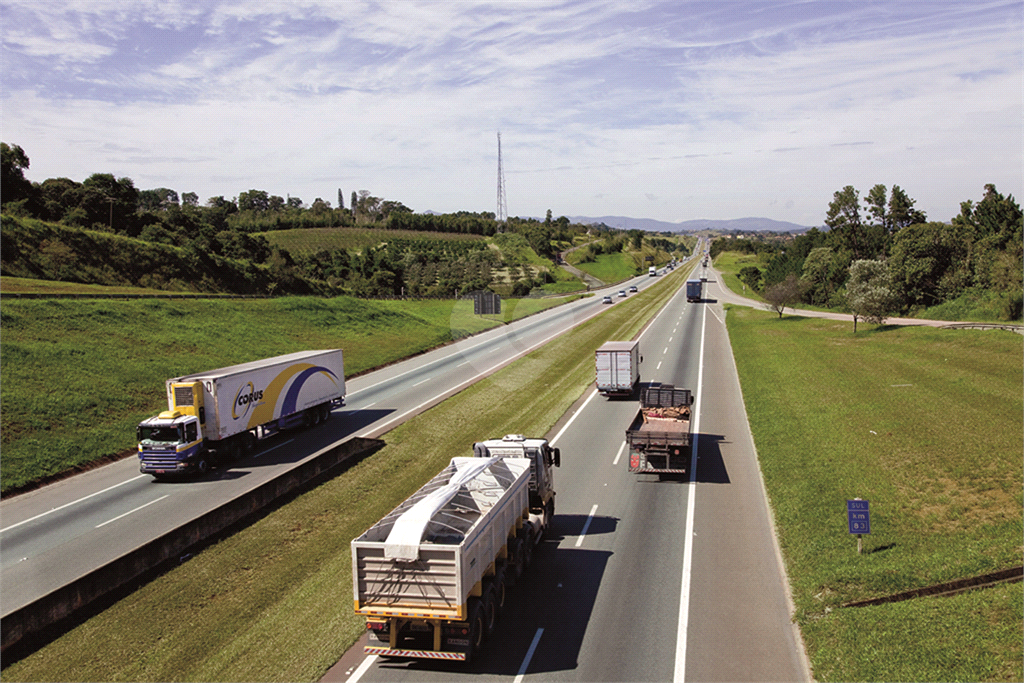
686,278,703,303
136,349,345,478
595,340,641,397
626,384,694,475
352,434,560,662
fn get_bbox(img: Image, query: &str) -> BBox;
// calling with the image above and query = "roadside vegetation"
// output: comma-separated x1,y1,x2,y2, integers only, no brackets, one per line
0,292,580,493
711,183,1022,323
726,306,1023,682
1,265,693,682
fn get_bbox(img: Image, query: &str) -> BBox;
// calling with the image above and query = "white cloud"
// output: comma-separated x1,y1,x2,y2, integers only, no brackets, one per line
1,1,1020,225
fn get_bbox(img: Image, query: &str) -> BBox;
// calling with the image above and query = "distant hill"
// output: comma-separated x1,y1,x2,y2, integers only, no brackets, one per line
565,215,812,233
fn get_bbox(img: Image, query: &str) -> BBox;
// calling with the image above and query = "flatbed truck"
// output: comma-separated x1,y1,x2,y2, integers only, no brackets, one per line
626,384,694,475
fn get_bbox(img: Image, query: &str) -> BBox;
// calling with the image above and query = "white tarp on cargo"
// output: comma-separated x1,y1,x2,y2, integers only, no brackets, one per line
383,457,500,560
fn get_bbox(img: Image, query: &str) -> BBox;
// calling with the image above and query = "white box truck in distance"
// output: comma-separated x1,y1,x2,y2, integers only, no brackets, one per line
136,349,345,478
596,340,641,397
649,266,657,276
353,435,560,662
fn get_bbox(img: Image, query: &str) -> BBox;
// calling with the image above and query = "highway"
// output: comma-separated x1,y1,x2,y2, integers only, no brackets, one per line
0,253,692,619
329,254,810,682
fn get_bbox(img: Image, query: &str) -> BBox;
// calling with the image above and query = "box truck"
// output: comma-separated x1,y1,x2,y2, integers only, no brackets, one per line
595,340,641,397
136,349,345,477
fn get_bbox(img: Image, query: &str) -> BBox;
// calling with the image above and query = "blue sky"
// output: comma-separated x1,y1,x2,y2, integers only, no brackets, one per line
2,1,1021,226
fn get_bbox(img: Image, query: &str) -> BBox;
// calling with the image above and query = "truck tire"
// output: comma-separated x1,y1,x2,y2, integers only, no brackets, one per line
520,525,534,569
319,403,331,423
466,597,485,655
492,567,508,613
507,537,525,585
195,457,209,475
481,583,498,638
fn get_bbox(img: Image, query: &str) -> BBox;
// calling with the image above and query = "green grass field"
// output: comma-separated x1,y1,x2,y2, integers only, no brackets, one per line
712,251,767,302
726,306,1023,681
259,226,484,255
2,266,692,682
570,251,639,283
0,293,577,492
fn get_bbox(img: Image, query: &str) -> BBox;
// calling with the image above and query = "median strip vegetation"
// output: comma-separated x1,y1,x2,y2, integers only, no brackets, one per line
726,305,1022,682
0,293,580,493
2,266,692,681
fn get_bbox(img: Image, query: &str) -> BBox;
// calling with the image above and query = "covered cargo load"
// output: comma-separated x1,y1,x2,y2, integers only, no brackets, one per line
352,456,532,661
686,279,703,303
626,384,694,474
595,340,641,397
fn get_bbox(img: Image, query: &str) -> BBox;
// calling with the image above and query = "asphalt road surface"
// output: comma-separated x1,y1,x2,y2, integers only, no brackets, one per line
0,250,696,618
327,265,810,682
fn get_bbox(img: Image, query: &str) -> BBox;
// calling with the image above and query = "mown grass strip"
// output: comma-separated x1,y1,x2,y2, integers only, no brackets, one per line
3,266,692,682
725,305,1023,682
0,294,576,493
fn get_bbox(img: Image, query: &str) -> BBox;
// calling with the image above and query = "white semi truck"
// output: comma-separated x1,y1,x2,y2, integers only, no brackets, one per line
352,434,560,662
595,340,641,397
136,349,345,478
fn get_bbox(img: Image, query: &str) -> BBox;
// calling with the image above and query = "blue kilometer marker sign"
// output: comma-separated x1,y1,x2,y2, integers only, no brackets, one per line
847,499,871,534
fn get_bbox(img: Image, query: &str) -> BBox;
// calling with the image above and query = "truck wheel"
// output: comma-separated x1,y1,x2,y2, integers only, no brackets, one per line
520,527,534,569
507,537,524,585
481,583,498,638
196,458,209,475
308,407,321,426
492,567,508,613
466,597,485,654
319,403,331,423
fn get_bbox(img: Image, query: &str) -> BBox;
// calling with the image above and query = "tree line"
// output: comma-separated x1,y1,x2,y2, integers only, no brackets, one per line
0,142,596,297
713,183,1022,322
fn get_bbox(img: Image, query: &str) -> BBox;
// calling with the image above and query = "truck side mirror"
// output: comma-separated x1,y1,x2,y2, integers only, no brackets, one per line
553,448,561,467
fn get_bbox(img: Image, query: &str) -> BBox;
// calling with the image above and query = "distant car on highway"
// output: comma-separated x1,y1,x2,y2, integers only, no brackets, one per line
629,285,638,293
602,295,613,304
618,289,627,297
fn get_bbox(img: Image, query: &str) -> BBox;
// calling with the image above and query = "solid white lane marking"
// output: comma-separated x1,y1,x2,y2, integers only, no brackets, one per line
674,297,707,683
253,438,295,459
550,389,599,446
95,495,169,528
575,504,599,547
514,628,545,683
345,654,378,683
612,441,626,466
0,474,147,533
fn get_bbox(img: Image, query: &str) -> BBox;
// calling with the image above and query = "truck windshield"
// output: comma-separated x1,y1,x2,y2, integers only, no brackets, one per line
138,426,183,445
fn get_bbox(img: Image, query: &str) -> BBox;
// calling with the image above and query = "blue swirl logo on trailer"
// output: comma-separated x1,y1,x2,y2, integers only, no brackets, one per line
281,365,339,415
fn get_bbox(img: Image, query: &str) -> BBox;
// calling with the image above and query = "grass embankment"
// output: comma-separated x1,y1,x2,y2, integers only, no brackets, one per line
2,264,690,682
713,251,766,302
727,306,1023,682
259,226,484,255
0,294,579,493
569,252,638,283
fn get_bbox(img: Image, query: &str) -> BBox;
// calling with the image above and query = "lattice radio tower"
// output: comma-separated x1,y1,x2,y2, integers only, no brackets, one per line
496,131,508,225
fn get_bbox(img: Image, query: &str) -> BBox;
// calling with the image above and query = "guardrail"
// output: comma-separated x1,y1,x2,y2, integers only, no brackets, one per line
939,322,1024,334
0,436,384,659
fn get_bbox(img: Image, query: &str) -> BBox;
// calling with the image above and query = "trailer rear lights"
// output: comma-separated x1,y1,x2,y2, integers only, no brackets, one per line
629,454,639,468
368,621,387,631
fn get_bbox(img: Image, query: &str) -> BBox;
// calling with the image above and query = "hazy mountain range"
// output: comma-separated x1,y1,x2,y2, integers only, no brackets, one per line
566,215,813,233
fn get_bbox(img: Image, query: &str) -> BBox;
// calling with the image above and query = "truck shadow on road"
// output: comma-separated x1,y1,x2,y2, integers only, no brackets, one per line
377,544,614,677
637,433,730,485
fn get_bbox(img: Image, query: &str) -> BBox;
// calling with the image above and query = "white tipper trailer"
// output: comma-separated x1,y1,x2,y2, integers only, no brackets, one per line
352,435,560,662
136,349,345,478
595,340,641,397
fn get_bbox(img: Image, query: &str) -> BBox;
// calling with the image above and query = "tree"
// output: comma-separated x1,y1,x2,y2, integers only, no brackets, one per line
846,259,896,331
337,188,344,210
762,273,802,318
738,265,762,291
181,192,199,207
1,142,34,204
